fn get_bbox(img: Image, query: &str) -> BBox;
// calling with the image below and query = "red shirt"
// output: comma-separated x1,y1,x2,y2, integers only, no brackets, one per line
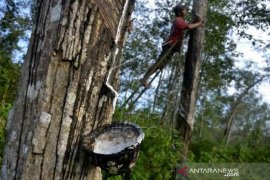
166,17,188,45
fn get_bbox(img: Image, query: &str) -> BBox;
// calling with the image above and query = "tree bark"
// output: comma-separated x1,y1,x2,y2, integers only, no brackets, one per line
1,0,135,179
175,0,207,159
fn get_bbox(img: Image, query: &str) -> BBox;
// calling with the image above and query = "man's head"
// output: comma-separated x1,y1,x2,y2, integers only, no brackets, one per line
173,4,188,17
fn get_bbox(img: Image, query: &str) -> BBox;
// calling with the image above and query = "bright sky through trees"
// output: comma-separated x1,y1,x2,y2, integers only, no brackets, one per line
145,0,270,103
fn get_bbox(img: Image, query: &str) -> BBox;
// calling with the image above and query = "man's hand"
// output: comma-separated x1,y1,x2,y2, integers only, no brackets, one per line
199,18,205,27
188,16,204,29
195,15,204,26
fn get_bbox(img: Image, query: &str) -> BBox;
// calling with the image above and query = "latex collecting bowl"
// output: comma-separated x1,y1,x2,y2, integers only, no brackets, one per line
82,122,145,175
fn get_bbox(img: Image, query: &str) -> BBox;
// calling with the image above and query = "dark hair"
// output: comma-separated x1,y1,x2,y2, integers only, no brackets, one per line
173,4,187,17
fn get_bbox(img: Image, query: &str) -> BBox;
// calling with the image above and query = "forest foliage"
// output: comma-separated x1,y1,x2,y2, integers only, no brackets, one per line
0,0,270,178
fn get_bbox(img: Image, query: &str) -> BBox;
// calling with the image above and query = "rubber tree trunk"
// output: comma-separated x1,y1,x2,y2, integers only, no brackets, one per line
1,0,135,179
176,0,207,159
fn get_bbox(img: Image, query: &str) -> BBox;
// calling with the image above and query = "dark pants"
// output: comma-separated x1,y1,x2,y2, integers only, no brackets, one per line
141,41,181,82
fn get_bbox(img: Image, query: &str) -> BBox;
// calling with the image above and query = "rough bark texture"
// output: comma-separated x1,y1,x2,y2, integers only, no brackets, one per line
176,0,207,159
1,0,135,179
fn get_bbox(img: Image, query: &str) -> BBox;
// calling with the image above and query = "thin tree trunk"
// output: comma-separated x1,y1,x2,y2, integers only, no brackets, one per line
152,70,163,112
160,65,176,124
1,0,135,179
170,56,185,127
160,54,184,125
199,97,206,138
225,105,239,146
176,0,207,160
223,75,267,142
224,103,240,138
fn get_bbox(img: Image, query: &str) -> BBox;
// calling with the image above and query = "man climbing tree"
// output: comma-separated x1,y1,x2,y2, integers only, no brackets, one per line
140,4,204,88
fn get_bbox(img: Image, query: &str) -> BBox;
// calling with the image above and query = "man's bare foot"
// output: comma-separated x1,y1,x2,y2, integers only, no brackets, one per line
140,79,149,88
